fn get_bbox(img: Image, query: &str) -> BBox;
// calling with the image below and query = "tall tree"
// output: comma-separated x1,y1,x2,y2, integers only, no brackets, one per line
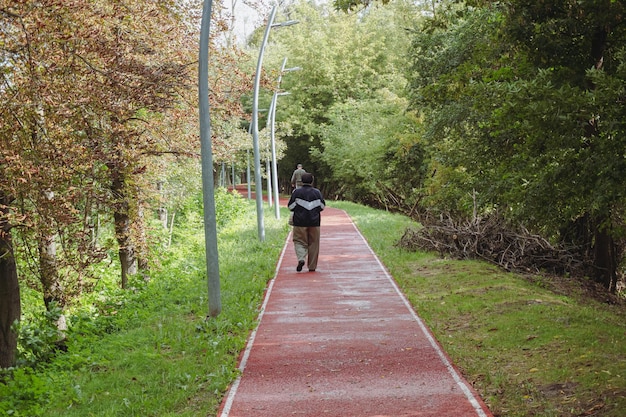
0,0,252,365
500,0,626,291
406,1,626,291
1,0,191,290
0,192,20,368
265,0,421,196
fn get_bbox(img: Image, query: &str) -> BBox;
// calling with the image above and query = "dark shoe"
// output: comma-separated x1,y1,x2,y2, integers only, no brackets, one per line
308,269,315,272
297,260,305,272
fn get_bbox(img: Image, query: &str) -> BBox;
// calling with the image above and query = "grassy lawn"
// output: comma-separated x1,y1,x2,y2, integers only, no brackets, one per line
3,198,625,417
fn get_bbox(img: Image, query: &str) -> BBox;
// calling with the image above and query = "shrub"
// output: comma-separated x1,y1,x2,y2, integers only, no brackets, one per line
214,187,246,228
0,367,50,417
15,303,64,368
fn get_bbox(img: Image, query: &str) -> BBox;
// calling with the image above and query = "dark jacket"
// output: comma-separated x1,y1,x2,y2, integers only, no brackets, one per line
288,184,325,227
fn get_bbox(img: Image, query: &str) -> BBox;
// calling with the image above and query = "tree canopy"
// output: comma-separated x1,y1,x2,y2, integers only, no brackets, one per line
0,0,256,367
262,0,626,292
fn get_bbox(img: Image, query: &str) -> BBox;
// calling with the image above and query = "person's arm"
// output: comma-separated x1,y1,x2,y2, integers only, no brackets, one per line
288,192,296,210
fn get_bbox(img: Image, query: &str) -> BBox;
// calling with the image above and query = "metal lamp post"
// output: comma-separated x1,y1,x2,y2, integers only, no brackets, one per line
246,149,251,199
269,58,301,218
198,0,221,317
251,4,298,241
269,91,291,218
267,92,280,218
266,156,272,207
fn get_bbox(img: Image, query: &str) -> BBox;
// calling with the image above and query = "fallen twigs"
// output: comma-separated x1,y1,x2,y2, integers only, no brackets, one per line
397,212,587,276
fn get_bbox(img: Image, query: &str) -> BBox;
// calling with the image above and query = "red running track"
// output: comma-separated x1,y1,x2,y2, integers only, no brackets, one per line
218,205,493,417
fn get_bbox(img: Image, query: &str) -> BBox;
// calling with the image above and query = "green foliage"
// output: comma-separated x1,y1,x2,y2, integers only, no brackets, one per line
503,0,626,86
213,187,247,228
405,2,626,287
15,303,64,368
407,6,511,216
469,72,600,232
315,94,427,209
265,0,422,191
332,0,390,12
0,367,50,417
172,183,247,232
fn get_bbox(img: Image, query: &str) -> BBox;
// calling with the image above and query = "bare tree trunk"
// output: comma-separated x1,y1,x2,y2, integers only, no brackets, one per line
39,191,64,310
0,193,20,368
38,233,68,343
593,225,617,292
561,213,618,292
114,211,136,289
39,233,62,309
157,181,168,229
110,166,137,289
136,202,149,272
588,32,617,292
167,211,176,249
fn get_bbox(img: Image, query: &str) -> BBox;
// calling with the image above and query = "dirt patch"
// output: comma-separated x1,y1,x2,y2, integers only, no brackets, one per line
538,381,578,398
523,273,626,309
534,384,626,417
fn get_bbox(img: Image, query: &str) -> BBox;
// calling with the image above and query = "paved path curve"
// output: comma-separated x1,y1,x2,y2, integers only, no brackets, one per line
218,204,493,417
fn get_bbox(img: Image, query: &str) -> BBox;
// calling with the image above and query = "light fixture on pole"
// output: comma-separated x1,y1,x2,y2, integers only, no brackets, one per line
251,5,298,241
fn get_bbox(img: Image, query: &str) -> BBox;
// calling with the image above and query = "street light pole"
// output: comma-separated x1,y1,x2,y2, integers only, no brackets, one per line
251,4,298,241
268,90,280,218
198,0,221,317
266,156,272,207
246,149,251,199
251,6,277,242
269,58,301,218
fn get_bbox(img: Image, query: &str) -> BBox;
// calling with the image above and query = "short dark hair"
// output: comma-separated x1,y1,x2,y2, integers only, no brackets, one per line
301,173,313,184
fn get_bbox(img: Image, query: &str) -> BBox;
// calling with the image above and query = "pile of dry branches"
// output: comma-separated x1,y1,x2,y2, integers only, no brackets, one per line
397,213,586,276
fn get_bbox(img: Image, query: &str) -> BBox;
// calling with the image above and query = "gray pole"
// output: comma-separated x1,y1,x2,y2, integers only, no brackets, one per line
271,59,300,218
247,123,252,199
266,156,272,207
251,5,277,241
246,149,251,199
251,5,298,240
198,0,221,317
269,90,280,218
265,97,276,212
269,57,287,218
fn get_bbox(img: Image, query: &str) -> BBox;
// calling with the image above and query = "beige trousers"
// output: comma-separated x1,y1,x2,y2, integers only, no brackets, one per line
292,226,321,271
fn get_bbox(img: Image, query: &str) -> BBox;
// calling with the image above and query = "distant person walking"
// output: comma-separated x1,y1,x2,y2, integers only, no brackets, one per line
288,173,325,272
290,163,306,190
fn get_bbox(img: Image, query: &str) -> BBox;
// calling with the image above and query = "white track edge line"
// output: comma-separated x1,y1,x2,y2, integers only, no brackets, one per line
348,216,489,417
218,229,292,417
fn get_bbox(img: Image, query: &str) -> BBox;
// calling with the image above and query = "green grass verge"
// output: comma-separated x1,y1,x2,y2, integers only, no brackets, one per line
331,200,626,417
17,201,291,417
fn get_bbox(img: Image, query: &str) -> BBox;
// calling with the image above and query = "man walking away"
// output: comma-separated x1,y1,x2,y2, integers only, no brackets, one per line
290,163,306,190
288,173,325,272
